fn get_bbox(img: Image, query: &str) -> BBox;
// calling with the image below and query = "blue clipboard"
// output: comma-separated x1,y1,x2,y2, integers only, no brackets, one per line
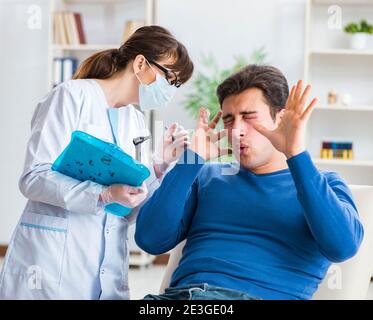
52,130,151,217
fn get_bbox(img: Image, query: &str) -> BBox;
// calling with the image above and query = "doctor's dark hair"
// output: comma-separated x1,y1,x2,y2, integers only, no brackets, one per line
73,25,194,84
216,65,289,120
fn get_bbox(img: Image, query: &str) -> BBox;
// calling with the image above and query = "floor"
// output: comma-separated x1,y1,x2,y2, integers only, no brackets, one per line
128,265,166,300
0,257,164,299
1,257,373,300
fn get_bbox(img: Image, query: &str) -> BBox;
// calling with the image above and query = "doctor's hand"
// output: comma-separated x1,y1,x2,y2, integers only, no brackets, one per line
253,80,318,159
100,182,148,208
189,107,231,161
153,122,190,178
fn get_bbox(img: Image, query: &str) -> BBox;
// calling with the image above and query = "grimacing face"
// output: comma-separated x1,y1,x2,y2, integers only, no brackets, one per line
221,87,283,170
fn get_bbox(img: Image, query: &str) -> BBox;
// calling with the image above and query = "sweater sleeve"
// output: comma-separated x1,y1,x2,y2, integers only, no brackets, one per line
135,149,205,255
287,151,364,262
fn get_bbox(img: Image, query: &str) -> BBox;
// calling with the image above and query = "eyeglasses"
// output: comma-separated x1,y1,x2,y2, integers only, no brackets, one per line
147,59,182,88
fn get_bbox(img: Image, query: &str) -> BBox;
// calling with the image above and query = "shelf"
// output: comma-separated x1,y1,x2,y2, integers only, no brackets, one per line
312,0,373,5
309,49,373,56
314,105,373,112
62,0,129,3
313,158,373,167
306,0,373,184
52,44,119,51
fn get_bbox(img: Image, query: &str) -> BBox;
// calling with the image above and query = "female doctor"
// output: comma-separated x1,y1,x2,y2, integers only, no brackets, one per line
0,26,193,300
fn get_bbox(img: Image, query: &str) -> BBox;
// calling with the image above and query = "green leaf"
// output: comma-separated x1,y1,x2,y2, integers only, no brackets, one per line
344,20,373,34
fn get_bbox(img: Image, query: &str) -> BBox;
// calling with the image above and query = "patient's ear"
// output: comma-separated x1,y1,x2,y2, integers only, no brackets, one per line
275,109,285,125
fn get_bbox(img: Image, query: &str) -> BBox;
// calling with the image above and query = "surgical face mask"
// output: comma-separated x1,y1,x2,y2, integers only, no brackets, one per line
136,62,177,111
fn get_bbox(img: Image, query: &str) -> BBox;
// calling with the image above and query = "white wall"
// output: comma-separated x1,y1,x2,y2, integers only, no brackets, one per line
154,0,373,186
0,0,50,244
154,0,307,129
0,0,308,245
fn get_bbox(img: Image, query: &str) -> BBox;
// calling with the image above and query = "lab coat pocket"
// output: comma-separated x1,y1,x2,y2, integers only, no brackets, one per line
5,212,68,284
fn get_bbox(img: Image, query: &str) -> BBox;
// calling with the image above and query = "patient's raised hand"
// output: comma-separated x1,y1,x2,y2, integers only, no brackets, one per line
253,80,318,159
190,107,231,161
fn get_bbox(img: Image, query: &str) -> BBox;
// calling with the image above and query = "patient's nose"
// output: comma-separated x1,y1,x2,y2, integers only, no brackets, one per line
232,121,246,138
230,127,245,146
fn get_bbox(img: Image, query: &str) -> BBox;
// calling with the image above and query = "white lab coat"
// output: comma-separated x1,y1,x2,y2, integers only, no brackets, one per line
0,79,159,299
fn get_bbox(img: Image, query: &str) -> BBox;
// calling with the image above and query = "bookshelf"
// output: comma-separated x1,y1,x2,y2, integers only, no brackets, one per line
47,0,157,267
304,0,373,185
47,0,156,90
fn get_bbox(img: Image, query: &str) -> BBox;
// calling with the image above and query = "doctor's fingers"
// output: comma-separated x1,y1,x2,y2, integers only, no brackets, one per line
126,191,148,208
173,124,186,134
166,122,178,134
110,184,146,196
128,182,148,195
165,122,179,140
172,136,190,148
172,129,189,140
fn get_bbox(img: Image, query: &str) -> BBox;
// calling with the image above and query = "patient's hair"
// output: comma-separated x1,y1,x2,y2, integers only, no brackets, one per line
216,64,289,120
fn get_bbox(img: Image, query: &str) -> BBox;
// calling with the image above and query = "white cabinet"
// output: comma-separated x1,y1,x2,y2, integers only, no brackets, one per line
304,0,373,185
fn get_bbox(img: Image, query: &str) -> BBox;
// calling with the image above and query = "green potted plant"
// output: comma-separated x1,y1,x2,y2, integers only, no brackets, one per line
344,20,373,50
184,48,267,161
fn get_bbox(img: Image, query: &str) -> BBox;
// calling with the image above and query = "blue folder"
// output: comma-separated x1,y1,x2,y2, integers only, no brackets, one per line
52,130,151,217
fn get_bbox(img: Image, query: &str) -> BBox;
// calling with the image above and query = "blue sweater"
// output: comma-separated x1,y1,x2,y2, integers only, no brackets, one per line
135,150,364,300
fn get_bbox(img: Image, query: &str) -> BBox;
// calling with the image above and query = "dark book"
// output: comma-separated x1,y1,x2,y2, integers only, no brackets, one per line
74,12,86,44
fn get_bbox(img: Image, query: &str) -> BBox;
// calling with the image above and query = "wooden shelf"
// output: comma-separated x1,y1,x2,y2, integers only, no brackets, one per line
313,158,373,167
314,105,373,112
53,44,119,51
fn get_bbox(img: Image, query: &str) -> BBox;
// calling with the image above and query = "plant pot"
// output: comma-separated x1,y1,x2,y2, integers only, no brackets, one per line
349,33,368,50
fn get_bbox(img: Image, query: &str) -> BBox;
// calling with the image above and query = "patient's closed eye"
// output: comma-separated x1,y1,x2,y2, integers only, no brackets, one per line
223,116,234,125
243,115,257,120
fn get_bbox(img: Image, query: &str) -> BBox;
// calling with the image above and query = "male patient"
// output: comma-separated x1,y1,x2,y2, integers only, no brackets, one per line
135,65,364,300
